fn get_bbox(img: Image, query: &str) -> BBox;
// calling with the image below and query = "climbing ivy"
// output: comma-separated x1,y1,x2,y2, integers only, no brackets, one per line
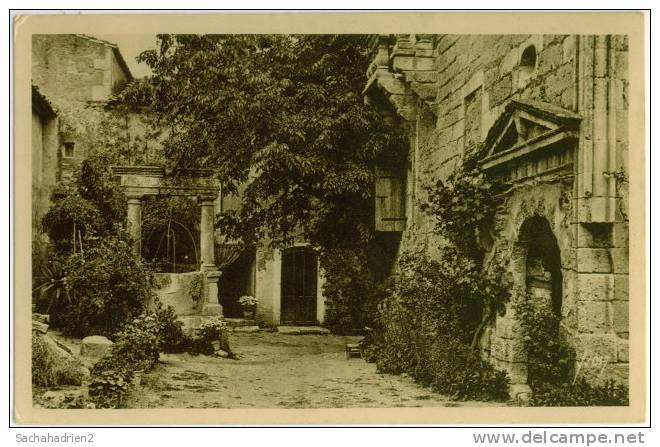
422,153,503,259
364,152,512,402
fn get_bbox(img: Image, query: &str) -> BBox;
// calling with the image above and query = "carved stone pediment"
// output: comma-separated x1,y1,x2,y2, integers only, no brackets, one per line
481,99,581,171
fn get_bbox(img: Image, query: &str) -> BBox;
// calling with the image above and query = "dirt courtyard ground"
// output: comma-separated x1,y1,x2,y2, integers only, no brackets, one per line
127,331,503,409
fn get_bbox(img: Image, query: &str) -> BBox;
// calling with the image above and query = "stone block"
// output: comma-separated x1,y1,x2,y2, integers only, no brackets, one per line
32,313,50,324
601,363,629,386
617,338,629,363
411,83,437,101
575,333,619,364
392,55,415,72
613,222,629,248
577,301,609,333
577,248,612,273
505,361,528,385
614,274,629,301
610,248,629,274
495,317,521,339
32,321,49,334
611,301,629,335
615,50,628,79
411,70,437,83
491,336,526,363
413,57,436,71
80,335,113,360
577,223,613,248
576,274,614,302
509,383,533,404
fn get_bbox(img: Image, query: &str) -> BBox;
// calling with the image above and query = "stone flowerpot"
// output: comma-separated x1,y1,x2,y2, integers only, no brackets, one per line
243,308,255,320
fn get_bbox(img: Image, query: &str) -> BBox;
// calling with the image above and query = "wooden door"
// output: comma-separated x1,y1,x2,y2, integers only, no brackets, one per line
281,247,317,325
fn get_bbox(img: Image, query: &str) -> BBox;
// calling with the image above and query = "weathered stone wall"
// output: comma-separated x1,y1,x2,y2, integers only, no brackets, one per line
32,35,118,103
153,272,208,316
31,105,59,240
370,34,629,390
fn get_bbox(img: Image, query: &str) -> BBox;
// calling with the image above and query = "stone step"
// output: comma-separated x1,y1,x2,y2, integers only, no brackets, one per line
228,325,261,333
224,318,256,328
277,326,331,335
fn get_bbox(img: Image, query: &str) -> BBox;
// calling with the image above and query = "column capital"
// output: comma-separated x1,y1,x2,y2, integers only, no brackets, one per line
126,194,143,203
197,195,217,205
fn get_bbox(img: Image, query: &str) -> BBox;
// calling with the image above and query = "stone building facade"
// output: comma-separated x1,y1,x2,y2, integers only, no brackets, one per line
31,34,325,328
31,86,59,241
364,34,629,393
32,34,134,181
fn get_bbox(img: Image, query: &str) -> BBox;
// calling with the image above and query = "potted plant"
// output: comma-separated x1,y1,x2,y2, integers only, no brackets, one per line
238,295,257,320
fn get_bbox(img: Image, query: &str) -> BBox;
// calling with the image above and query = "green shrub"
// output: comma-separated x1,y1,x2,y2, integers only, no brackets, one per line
422,155,501,257
154,302,190,353
32,334,87,387
364,248,510,401
531,378,629,406
32,334,57,387
321,247,386,334
512,290,573,388
88,368,132,409
193,317,232,356
513,291,629,406
44,237,155,337
89,310,163,408
111,311,162,370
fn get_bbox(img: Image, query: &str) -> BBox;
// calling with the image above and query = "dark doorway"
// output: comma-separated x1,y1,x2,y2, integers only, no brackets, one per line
220,246,256,318
281,247,318,325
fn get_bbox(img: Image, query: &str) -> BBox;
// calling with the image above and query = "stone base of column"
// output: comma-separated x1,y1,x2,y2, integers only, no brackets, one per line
203,269,223,316
202,303,223,316
200,263,218,272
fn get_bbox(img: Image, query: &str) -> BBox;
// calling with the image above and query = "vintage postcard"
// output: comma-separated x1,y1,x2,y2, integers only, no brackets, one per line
13,11,647,425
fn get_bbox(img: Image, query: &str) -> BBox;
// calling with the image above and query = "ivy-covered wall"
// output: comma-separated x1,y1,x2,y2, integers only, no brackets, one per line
367,34,630,394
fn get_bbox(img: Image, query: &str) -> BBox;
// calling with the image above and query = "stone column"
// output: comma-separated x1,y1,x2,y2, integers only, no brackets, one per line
199,196,216,271
198,195,222,316
126,195,142,259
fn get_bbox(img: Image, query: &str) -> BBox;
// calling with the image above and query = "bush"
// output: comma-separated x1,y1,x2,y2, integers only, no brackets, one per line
321,247,387,334
193,317,232,356
88,367,132,409
89,310,163,408
531,378,629,406
111,311,162,370
513,291,629,406
32,334,57,387
363,248,510,402
154,302,189,353
32,334,87,387
43,237,155,337
513,290,573,388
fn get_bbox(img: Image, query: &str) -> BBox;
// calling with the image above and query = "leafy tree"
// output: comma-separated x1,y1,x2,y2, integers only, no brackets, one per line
128,34,406,250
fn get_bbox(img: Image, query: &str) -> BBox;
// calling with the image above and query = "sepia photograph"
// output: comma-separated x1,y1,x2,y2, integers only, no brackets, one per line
13,11,647,425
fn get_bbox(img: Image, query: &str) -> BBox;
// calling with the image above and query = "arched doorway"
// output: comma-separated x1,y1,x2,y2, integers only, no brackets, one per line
520,216,563,318
514,216,567,386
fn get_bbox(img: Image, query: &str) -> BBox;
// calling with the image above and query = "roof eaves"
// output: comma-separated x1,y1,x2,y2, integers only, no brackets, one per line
31,85,57,119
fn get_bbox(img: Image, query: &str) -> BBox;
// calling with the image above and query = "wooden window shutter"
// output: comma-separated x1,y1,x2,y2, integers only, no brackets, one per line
375,166,406,232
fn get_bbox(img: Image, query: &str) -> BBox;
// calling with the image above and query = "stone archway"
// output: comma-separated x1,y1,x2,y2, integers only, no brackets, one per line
111,165,222,316
502,215,564,396
516,216,563,320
